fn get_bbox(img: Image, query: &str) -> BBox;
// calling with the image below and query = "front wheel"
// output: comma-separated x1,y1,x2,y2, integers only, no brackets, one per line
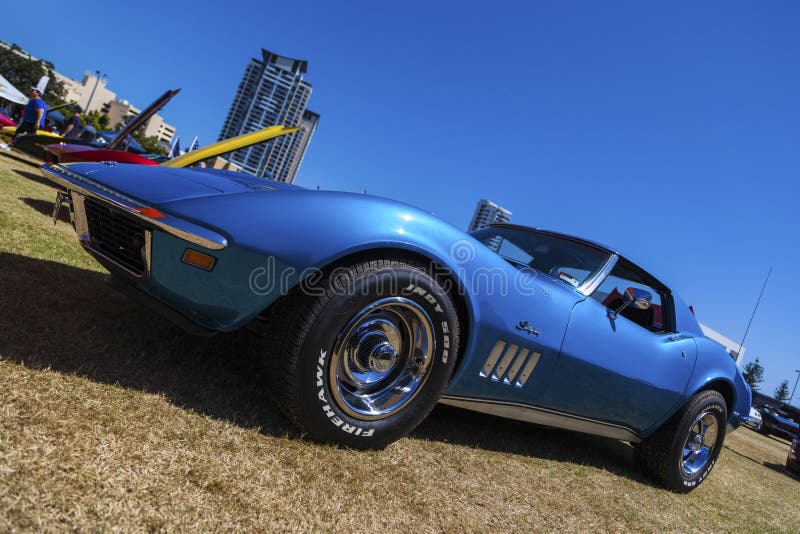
262,258,460,449
637,390,727,493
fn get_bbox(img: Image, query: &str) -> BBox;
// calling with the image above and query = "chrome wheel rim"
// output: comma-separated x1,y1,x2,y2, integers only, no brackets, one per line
680,411,719,477
329,297,435,420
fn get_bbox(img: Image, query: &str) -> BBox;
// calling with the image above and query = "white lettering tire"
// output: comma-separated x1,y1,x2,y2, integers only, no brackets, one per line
260,257,460,449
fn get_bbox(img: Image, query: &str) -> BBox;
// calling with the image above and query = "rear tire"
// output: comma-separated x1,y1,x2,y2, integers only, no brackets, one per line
637,390,727,493
260,258,460,449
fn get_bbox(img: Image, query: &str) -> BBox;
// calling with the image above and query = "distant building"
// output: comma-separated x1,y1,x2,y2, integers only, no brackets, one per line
700,323,745,365
139,113,176,145
101,98,175,144
468,199,512,231
103,99,139,129
53,72,116,114
206,156,242,172
218,48,319,183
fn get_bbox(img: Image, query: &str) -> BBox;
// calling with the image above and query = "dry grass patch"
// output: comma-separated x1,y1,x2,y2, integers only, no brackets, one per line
1,154,799,531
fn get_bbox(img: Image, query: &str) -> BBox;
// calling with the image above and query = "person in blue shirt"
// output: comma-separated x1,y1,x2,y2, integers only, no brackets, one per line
62,105,83,139
13,87,46,140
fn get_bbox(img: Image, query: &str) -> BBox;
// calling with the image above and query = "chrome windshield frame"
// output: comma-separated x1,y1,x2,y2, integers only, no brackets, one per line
576,254,618,297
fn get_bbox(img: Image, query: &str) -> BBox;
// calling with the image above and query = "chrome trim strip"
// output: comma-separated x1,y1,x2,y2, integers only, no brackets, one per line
41,164,228,250
504,348,529,384
439,395,642,443
480,340,507,378
491,344,518,381
516,351,541,387
72,192,89,237
143,230,153,275
577,254,618,297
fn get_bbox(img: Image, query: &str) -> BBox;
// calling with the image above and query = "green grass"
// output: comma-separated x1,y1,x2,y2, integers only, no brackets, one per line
1,154,799,531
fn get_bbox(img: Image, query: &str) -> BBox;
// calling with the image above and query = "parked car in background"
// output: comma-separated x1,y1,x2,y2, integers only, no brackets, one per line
786,432,800,473
757,406,799,439
0,110,16,127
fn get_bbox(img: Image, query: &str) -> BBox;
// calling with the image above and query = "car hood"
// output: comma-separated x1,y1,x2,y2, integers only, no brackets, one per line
61,162,301,205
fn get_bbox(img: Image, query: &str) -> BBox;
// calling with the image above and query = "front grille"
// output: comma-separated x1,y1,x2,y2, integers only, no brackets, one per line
85,198,147,275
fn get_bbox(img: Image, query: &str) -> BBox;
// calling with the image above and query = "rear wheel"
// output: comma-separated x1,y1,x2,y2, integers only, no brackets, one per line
637,390,727,492
261,258,460,449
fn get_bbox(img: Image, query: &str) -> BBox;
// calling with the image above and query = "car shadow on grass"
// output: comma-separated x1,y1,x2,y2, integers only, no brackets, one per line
763,462,800,482
20,197,71,223
412,404,651,485
0,251,296,440
0,251,655,486
722,442,771,467
0,150,41,170
12,168,62,189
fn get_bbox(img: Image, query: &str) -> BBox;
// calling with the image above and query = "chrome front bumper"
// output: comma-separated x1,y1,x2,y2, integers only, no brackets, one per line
40,163,229,251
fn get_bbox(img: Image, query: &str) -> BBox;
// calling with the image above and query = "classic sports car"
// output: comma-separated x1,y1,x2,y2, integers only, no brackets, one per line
40,162,750,493
787,433,800,473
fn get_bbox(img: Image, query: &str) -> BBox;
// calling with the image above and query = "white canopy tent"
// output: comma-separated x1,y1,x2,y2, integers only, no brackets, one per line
0,74,28,105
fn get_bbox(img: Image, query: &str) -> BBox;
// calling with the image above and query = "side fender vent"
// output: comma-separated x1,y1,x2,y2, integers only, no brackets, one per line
480,340,540,388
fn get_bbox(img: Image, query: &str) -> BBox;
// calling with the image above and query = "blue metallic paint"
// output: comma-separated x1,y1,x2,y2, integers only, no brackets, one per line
46,162,751,440
546,299,698,435
142,230,294,331
684,336,752,426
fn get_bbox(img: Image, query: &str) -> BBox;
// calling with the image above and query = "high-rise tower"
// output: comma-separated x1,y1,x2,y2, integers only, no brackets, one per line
219,49,319,183
468,199,512,231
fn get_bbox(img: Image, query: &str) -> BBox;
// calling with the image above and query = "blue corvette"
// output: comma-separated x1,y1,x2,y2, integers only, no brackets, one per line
41,161,750,492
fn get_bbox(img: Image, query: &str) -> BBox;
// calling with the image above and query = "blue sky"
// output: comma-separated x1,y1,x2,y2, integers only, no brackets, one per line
5,1,799,398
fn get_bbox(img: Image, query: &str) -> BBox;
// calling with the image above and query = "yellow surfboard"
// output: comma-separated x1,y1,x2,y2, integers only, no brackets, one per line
161,124,301,168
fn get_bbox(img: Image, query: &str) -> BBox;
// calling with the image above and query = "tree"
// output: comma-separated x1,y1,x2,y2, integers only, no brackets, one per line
774,380,791,402
742,358,765,391
0,43,67,105
132,132,168,156
84,110,110,132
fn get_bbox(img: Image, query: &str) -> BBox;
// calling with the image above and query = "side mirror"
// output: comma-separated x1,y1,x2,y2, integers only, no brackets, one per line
607,287,653,320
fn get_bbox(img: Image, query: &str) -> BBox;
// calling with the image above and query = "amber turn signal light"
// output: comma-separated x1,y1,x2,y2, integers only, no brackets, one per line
132,207,166,219
182,248,216,271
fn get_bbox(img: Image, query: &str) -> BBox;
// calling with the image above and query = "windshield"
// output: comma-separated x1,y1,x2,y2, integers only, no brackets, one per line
471,226,612,290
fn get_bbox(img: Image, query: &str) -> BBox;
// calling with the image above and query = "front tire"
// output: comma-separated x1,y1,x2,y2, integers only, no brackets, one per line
637,390,727,493
262,258,460,449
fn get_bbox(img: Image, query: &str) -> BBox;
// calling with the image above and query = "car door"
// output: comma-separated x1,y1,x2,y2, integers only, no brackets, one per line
541,258,697,435
442,231,599,406
442,261,583,406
